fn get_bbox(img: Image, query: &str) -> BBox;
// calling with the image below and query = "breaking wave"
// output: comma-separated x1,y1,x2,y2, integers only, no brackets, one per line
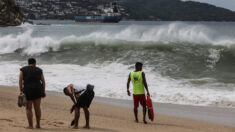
1,22,235,55
1,21,235,107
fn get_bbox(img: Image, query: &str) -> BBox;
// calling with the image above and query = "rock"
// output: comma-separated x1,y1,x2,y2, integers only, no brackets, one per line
0,0,24,26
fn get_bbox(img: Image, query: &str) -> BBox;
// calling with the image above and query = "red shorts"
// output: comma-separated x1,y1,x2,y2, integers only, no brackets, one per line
133,94,146,107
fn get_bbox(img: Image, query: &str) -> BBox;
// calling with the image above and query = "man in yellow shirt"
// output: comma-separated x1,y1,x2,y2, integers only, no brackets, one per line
127,62,150,124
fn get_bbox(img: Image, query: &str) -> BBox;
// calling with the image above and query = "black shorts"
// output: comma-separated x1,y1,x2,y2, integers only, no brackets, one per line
76,89,94,108
23,86,44,101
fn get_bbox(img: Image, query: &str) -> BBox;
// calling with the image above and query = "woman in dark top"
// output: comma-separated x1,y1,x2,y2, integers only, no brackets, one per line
19,58,46,129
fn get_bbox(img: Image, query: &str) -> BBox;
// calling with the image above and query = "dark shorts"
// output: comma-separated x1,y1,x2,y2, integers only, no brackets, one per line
133,94,146,107
76,89,95,108
23,86,44,101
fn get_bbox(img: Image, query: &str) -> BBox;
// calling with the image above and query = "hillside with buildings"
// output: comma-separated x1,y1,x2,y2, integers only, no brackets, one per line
15,0,235,21
16,0,126,20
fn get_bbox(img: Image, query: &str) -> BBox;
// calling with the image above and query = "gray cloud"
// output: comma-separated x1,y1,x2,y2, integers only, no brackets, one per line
182,0,235,11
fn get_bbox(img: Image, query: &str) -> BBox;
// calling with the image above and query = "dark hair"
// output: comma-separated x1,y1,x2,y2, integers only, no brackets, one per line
63,87,67,94
135,62,143,69
28,58,36,65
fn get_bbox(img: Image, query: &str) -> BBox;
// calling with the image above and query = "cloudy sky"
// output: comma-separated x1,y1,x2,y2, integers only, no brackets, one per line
182,0,235,11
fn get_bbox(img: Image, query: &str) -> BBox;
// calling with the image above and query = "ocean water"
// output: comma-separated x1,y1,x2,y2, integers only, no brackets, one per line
1,20,235,107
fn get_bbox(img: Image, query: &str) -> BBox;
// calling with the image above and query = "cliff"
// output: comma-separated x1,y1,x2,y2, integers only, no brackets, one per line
0,0,23,26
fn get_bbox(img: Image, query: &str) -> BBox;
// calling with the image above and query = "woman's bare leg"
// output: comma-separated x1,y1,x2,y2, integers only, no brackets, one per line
73,107,80,129
26,100,33,129
33,98,41,128
83,107,90,129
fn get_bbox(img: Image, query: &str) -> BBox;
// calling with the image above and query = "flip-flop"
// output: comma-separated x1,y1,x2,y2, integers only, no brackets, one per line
70,119,75,126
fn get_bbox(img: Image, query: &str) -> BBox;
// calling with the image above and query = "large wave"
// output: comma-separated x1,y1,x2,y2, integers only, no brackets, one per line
1,22,235,55
1,22,235,107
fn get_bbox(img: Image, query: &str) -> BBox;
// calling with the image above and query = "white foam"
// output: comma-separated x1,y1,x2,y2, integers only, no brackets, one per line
206,48,221,69
0,28,60,55
1,22,235,55
1,61,235,107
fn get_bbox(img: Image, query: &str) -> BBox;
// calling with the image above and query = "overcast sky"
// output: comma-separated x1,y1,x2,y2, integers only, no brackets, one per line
182,0,235,11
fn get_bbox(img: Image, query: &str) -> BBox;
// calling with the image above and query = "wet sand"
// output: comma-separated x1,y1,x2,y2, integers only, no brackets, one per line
0,86,234,132
94,96,235,126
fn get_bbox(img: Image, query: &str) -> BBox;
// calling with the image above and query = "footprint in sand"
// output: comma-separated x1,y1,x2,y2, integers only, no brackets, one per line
52,121,65,127
10,124,21,128
53,121,64,125
0,119,13,122
46,121,64,127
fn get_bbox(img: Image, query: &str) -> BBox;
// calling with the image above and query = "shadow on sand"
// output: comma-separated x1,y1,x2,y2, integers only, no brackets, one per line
31,127,119,132
149,122,199,131
85,127,119,132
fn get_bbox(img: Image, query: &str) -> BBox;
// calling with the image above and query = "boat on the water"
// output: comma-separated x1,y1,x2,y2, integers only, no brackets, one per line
75,15,122,23
75,3,122,23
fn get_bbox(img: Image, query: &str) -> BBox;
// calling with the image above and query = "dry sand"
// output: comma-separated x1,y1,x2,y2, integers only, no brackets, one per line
0,86,234,132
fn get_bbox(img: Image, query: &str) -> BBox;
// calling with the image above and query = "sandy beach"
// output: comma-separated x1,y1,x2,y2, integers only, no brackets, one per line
0,86,235,132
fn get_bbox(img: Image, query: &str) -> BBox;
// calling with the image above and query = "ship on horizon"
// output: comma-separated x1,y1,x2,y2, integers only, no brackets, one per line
75,2,122,23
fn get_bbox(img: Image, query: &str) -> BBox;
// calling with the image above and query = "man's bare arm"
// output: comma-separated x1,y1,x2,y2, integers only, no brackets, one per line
19,71,23,94
127,74,131,96
67,84,76,104
41,73,46,96
142,72,150,96
67,84,77,113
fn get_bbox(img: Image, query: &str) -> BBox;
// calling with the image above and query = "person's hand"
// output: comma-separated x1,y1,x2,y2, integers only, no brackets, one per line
147,91,150,96
42,92,46,98
127,90,131,96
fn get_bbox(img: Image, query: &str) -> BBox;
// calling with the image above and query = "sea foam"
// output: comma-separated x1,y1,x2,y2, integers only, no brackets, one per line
1,61,235,107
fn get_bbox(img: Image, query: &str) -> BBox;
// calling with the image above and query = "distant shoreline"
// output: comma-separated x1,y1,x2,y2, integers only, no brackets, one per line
30,19,235,23
19,20,235,26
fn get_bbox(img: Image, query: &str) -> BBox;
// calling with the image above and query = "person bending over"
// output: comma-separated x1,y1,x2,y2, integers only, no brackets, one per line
63,83,95,129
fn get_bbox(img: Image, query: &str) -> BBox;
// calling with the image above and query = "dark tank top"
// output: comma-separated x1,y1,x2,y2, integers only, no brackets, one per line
20,66,44,100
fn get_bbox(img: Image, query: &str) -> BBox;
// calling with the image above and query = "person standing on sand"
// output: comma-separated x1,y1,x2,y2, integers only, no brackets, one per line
63,83,95,129
127,62,150,124
19,58,46,129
